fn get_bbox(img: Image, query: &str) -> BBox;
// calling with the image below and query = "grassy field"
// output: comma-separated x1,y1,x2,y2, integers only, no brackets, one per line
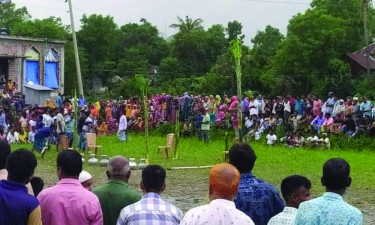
10,133,375,224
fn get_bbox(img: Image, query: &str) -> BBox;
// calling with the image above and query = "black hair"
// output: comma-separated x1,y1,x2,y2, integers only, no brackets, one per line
6,149,37,183
57,150,82,177
325,112,331,117
142,165,166,193
30,176,44,197
281,175,311,202
0,140,11,169
322,158,350,191
228,143,257,173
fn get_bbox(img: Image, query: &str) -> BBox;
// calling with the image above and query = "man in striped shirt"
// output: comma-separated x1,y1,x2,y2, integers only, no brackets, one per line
117,165,183,225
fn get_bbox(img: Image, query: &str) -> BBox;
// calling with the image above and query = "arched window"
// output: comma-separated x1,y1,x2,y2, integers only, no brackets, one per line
44,48,59,89
25,46,40,85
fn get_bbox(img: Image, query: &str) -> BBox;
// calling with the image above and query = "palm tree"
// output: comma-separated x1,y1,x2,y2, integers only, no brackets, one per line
170,16,203,33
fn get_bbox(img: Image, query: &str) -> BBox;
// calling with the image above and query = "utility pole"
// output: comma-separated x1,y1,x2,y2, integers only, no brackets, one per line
67,0,84,97
363,0,371,76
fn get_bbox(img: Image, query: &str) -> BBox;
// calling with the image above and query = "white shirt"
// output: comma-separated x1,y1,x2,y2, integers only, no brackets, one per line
249,100,259,115
266,134,277,145
118,115,127,131
284,102,291,112
29,119,36,127
56,113,65,133
42,114,53,127
268,207,297,225
7,132,19,143
180,199,254,225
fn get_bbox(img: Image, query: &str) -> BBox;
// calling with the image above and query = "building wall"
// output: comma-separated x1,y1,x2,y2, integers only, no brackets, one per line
0,37,65,93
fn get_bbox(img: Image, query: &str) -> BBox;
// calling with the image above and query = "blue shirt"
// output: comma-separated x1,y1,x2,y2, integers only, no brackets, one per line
78,98,86,106
35,127,52,139
0,113,5,127
0,180,40,225
295,192,363,225
294,100,305,116
195,114,203,129
234,172,285,225
360,101,373,117
56,96,62,108
117,192,183,225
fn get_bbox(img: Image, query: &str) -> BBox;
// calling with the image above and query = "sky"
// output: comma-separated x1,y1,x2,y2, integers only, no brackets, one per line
12,0,311,44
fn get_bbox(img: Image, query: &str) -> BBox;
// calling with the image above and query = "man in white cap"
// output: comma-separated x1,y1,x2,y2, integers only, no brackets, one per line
79,170,93,191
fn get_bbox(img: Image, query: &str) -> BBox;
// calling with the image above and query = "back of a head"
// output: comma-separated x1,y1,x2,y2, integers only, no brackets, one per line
0,140,11,170
210,163,240,200
281,175,311,203
57,150,82,177
30,177,44,197
6,149,37,184
229,143,257,173
142,165,166,193
107,156,130,177
322,158,350,191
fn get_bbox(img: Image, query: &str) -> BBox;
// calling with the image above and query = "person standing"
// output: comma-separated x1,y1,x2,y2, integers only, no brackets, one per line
229,143,285,225
201,108,210,144
268,175,311,225
55,108,66,146
117,165,183,225
56,93,63,109
38,151,103,225
0,149,41,225
118,112,128,141
94,156,141,225
65,111,75,147
180,163,254,225
295,158,363,225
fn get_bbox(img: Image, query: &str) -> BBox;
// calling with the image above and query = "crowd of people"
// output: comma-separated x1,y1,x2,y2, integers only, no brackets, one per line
0,142,363,225
0,88,374,152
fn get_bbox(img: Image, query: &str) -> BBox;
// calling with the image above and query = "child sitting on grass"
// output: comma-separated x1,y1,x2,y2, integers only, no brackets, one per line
266,130,277,146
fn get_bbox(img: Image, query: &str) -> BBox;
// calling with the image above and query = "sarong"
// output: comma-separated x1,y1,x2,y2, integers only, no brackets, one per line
33,137,48,153
117,130,127,141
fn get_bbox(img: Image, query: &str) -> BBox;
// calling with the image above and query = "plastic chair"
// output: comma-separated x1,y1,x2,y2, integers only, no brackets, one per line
86,133,102,155
158,133,175,159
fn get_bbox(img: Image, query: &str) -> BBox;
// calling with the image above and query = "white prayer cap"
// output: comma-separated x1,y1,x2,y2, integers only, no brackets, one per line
79,170,92,183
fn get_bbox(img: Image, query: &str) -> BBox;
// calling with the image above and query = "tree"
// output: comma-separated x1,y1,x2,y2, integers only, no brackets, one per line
265,0,375,96
171,23,227,74
12,17,70,39
120,19,170,66
0,2,30,30
226,20,245,43
77,14,121,85
170,16,204,33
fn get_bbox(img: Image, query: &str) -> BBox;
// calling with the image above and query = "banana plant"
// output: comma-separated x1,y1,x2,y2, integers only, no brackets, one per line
231,39,243,142
134,74,150,163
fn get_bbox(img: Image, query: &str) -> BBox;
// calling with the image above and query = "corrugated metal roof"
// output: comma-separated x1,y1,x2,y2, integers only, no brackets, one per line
24,84,54,91
345,53,375,69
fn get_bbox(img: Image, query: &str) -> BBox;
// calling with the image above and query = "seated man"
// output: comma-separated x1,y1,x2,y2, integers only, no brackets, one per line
295,158,363,225
0,149,41,224
229,144,285,225
268,175,311,225
181,163,254,225
117,165,183,225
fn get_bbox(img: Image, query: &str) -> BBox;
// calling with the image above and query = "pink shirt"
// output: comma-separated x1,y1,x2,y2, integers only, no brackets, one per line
323,117,334,126
38,178,103,225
